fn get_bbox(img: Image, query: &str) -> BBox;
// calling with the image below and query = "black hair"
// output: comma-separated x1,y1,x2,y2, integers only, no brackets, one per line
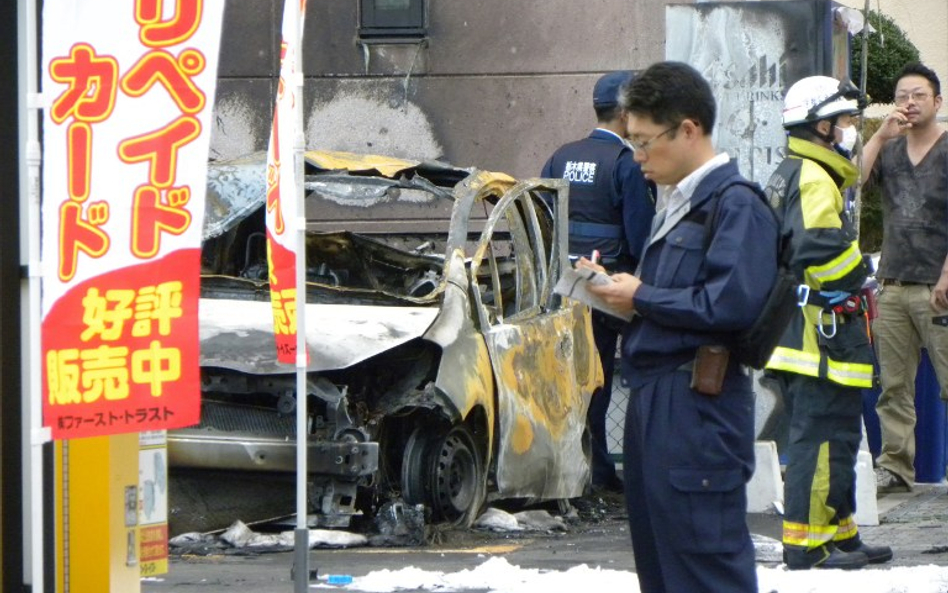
595,104,623,123
619,61,715,132
897,62,941,97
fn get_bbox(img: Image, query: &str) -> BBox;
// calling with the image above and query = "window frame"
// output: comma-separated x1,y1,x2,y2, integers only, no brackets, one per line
359,0,426,39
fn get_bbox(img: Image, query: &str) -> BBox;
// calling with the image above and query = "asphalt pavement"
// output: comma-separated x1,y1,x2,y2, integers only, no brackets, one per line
142,483,948,593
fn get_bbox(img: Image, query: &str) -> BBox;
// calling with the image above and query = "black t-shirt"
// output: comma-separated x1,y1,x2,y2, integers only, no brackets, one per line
869,132,948,283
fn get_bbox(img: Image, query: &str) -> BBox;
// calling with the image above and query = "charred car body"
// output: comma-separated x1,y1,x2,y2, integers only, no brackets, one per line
168,151,602,533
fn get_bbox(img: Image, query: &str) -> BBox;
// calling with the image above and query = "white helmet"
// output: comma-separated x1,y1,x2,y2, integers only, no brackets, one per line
782,75,862,128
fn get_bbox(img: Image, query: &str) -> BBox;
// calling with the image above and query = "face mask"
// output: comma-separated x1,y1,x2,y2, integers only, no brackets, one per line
836,124,859,153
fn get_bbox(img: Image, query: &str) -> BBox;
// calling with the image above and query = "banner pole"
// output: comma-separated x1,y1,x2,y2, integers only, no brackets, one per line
291,0,311,589
21,0,50,590
853,0,871,238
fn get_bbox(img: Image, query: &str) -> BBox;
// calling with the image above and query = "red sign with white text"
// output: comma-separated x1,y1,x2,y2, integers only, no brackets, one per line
41,0,225,439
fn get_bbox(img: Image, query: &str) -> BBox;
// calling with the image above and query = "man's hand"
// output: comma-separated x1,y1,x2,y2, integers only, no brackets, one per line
586,272,641,318
932,275,948,312
575,256,606,275
877,108,911,140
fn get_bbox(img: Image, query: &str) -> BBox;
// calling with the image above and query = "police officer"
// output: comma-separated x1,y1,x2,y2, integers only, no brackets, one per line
541,70,655,492
586,61,777,593
764,75,892,570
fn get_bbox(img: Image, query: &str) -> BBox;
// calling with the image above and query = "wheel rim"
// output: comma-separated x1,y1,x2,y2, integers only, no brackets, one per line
431,429,479,522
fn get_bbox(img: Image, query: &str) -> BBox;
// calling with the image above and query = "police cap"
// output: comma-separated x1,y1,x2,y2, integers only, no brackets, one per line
593,71,634,109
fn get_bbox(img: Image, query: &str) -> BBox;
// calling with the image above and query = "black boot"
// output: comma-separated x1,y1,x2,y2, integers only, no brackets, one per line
783,543,869,570
836,537,894,564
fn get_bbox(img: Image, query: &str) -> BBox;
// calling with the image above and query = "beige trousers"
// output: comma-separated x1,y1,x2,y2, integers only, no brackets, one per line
873,283,948,485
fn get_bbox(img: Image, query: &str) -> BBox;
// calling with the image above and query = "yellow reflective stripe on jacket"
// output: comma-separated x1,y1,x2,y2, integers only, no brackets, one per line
807,241,863,285
826,359,874,388
766,347,820,376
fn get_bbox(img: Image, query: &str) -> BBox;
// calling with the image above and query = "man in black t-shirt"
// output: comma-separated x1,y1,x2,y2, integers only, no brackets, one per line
860,62,948,494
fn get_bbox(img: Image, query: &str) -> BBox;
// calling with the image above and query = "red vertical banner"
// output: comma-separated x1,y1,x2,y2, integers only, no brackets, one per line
41,0,225,439
266,0,308,365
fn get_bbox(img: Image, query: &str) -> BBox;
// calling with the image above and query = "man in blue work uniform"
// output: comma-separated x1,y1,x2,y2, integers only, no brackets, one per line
586,61,777,592
541,70,655,493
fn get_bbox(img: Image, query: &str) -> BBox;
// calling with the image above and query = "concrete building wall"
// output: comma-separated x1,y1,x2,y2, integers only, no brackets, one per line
213,1,944,176
210,0,672,178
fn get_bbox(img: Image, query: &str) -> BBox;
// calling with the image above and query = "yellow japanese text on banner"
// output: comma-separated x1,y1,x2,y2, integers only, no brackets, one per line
40,0,226,439
266,0,309,365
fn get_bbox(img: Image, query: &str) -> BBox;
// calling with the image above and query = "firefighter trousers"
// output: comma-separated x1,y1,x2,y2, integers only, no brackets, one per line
778,372,862,550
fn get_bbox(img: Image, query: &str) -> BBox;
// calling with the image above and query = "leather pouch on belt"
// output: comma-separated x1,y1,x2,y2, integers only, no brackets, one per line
691,344,729,396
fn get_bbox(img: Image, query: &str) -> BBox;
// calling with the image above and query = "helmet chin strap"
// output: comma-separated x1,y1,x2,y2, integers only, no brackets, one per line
809,115,839,146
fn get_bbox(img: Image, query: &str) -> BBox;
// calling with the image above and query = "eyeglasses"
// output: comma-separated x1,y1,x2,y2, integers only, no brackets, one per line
629,124,678,154
894,91,932,105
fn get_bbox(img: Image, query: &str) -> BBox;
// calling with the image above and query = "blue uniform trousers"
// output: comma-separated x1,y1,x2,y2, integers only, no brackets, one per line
590,310,621,486
623,367,757,593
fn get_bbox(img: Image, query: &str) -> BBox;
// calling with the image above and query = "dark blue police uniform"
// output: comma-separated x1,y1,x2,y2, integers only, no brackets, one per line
622,160,777,593
542,128,654,489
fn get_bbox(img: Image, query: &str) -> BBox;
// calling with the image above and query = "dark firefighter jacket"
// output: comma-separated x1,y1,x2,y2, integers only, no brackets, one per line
764,136,873,388
623,159,779,387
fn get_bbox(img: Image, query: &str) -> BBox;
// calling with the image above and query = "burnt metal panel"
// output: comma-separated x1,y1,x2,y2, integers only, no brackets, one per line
467,180,596,500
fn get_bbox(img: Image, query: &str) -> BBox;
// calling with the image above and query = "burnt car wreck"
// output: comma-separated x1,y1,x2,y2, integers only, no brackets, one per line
168,151,603,534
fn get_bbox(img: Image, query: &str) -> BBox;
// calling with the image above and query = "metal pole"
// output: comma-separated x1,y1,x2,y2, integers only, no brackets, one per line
853,0,871,237
291,0,310,590
21,0,50,590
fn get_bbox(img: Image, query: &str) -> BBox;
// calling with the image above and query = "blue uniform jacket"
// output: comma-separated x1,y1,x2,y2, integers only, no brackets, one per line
624,160,779,387
542,129,654,269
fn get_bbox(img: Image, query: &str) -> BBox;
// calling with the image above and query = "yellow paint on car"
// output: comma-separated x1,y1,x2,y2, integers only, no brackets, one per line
511,414,535,454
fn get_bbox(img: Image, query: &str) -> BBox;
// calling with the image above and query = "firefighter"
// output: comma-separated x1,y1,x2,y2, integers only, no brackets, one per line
764,75,893,570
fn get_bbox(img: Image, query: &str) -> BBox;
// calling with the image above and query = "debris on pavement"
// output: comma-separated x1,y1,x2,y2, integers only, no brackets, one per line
169,520,368,555
473,508,567,533
370,500,427,547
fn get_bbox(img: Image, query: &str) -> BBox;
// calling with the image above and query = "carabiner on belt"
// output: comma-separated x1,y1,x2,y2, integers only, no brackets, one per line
796,284,810,308
818,309,838,339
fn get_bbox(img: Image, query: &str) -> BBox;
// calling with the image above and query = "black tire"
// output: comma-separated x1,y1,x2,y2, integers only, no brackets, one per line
401,422,485,525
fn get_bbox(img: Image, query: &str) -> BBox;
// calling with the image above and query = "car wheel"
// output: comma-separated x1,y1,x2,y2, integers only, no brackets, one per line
402,422,485,525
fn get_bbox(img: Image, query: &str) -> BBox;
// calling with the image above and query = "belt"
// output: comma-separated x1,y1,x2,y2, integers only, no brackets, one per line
799,287,866,316
881,279,928,287
568,221,623,239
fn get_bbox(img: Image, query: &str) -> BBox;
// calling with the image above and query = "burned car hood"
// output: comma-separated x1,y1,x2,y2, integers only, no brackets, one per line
199,298,439,374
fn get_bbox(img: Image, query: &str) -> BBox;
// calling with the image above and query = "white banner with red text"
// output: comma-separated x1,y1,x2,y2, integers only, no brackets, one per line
41,0,225,439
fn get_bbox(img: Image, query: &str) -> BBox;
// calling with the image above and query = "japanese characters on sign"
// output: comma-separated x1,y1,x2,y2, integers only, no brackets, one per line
139,430,169,576
265,0,308,365
41,0,225,439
